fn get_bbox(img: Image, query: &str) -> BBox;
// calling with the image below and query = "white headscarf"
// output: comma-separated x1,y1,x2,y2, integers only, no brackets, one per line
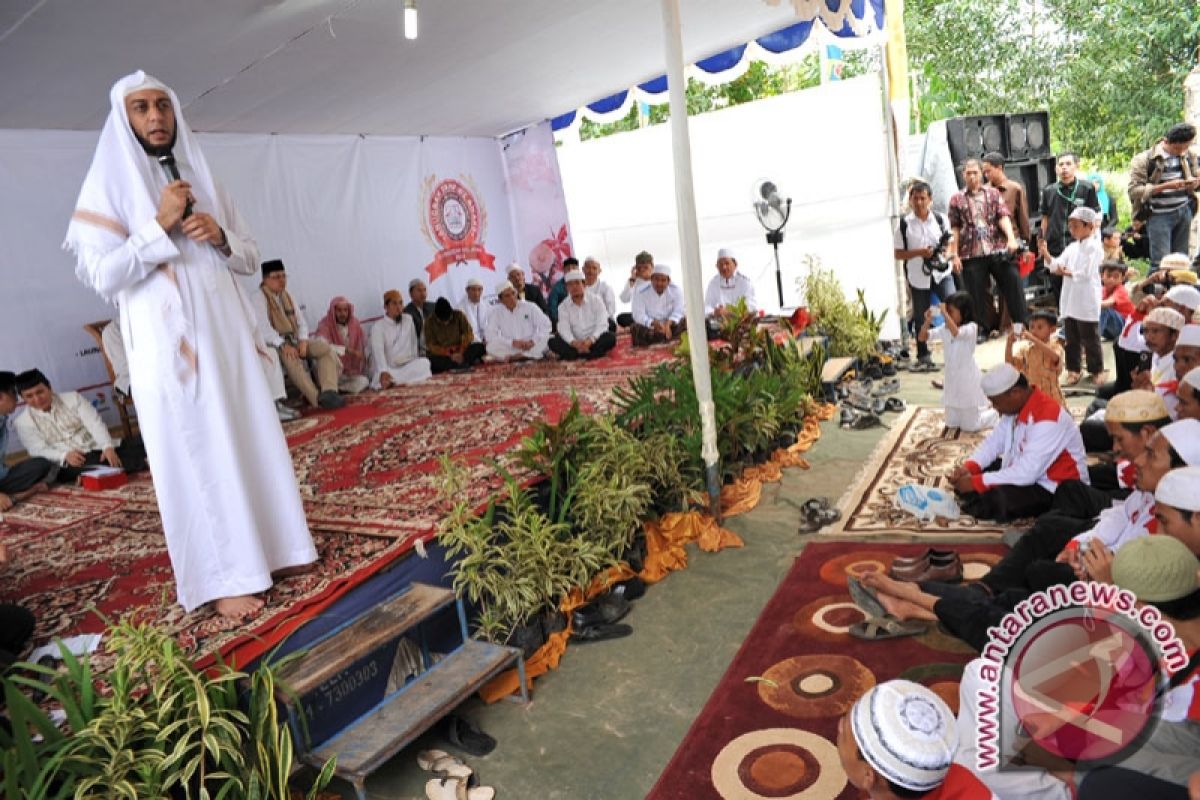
64,71,229,391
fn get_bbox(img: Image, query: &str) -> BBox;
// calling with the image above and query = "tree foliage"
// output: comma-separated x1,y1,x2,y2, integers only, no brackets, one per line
905,0,1200,168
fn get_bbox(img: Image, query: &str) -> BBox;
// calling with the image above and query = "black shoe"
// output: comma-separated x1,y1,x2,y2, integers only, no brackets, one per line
610,577,646,602
569,623,633,643
444,714,496,756
572,594,630,629
317,390,345,409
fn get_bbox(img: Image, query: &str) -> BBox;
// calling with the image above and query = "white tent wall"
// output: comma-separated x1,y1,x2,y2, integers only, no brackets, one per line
557,74,901,340
0,125,569,434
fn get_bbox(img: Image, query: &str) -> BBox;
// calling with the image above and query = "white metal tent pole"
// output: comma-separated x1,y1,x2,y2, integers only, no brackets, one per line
660,0,721,515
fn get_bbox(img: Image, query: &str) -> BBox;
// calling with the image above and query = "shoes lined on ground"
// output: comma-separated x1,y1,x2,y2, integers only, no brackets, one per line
910,358,938,373
871,378,901,396
571,593,631,629
839,407,885,430
275,401,300,421
848,616,928,640
798,497,841,532
425,777,494,800
570,623,633,643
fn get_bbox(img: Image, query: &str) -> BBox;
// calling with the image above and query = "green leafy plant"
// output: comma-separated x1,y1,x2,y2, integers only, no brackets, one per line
802,258,880,360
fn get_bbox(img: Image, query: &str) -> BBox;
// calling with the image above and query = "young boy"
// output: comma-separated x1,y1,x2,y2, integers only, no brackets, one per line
1005,309,1066,407
1099,260,1134,341
1101,226,1124,263
1039,206,1106,385
0,370,55,510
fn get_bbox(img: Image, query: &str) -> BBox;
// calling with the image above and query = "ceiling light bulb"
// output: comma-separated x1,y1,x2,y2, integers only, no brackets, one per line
403,0,418,40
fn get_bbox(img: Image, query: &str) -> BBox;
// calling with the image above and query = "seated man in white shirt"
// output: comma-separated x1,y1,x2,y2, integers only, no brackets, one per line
704,248,757,336
485,280,551,362
549,269,617,361
582,257,617,333
631,263,686,347
617,250,654,328
369,289,432,389
99,318,131,401
459,277,490,344
14,369,147,482
255,259,345,409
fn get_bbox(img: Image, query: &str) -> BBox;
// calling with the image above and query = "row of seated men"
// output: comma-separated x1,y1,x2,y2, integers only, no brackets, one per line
99,249,759,423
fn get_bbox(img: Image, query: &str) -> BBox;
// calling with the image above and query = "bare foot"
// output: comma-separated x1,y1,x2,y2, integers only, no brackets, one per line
12,482,49,503
862,571,925,603
876,592,937,622
271,563,313,579
214,595,265,619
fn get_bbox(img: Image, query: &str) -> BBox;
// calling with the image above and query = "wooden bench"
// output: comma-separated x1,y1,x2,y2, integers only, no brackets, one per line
275,582,527,800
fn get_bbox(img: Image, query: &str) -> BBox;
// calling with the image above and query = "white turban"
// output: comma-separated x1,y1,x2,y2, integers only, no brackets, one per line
1155,466,1200,513
1165,286,1200,312
466,277,483,289
652,263,672,277
850,680,957,792
717,248,736,261
563,270,585,283
980,363,1021,396
1160,419,1200,467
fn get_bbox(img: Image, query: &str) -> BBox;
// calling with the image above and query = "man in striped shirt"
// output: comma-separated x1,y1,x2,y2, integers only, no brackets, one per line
1128,123,1199,269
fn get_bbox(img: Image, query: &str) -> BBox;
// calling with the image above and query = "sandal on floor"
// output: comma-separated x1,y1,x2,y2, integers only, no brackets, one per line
425,777,495,800
445,714,496,757
1062,372,1081,386
884,397,906,413
847,576,888,619
848,615,929,640
799,497,841,532
418,750,459,771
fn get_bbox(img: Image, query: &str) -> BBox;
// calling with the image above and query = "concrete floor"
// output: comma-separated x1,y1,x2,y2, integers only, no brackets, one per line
324,336,1105,799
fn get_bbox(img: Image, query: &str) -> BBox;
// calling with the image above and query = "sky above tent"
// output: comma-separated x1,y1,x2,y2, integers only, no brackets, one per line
0,0,879,137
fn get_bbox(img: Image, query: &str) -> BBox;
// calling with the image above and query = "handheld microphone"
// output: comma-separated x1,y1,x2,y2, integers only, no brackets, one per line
157,152,193,219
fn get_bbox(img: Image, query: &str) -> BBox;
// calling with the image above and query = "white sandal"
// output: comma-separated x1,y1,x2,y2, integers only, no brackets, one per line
417,750,473,780
425,776,496,800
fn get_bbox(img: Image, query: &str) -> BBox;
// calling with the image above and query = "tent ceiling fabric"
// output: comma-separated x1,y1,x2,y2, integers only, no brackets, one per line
0,0,838,137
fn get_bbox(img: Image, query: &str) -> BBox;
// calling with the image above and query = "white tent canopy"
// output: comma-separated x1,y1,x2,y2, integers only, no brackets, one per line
0,0,843,137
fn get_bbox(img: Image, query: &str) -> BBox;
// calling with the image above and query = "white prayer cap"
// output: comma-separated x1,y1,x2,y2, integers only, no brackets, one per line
850,680,957,792
1178,324,1200,348
1184,366,1200,391
121,72,171,97
1068,207,1099,225
1165,285,1200,311
980,363,1021,396
1160,419,1200,467
717,248,736,261
652,263,672,277
495,280,516,296
1154,466,1200,513
1145,307,1186,331
466,277,483,289
506,262,525,277
1162,253,1193,270
563,269,585,283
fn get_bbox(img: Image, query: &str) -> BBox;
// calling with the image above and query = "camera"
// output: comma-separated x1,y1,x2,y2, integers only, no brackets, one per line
922,230,953,276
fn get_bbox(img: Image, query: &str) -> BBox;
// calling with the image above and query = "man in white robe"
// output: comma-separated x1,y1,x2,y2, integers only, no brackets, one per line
65,71,316,619
617,250,654,327
459,277,490,344
631,263,686,346
582,257,617,331
369,289,432,389
704,248,757,322
549,269,616,360
485,280,551,361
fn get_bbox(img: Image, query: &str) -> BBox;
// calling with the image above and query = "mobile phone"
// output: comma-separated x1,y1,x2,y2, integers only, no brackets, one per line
1137,351,1153,372
1012,323,1024,336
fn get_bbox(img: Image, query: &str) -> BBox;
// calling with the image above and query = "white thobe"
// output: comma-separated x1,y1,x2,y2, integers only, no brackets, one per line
1047,236,1102,321
249,293,287,401
704,272,757,315
459,298,491,343
631,283,685,326
558,293,610,343
619,277,648,304
75,186,316,613
15,391,114,464
484,300,551,360
585,281,617,318
100,320,131,395
368,314,432,389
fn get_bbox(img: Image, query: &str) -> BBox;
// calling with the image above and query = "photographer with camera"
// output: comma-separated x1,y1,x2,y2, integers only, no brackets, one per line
949,159,1026,342
895,180,956,372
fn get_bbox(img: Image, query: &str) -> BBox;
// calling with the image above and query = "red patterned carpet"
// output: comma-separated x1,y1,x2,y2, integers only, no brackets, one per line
0,338,672,667
647,541,1005,800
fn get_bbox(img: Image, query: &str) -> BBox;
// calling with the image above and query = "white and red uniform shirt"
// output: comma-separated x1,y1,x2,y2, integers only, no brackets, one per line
965,387,1089,494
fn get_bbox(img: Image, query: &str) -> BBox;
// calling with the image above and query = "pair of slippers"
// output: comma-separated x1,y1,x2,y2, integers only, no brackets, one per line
418,750,495,800
799,497,841,532
839,406,886,430
846,576,928,640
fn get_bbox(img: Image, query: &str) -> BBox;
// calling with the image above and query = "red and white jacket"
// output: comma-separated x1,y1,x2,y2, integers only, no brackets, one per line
965,387,1088,494
1065,489,1157,554
1151,351,1180,419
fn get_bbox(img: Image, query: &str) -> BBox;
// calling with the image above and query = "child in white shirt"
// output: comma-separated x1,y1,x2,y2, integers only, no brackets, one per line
1040,206,1105,386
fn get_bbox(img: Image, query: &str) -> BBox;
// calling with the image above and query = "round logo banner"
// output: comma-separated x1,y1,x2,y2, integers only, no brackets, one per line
421,175,496,282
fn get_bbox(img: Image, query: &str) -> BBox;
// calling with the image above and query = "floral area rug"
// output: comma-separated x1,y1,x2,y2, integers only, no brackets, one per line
0,338,674,667
825,406,1010,539
647,541,1005,800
